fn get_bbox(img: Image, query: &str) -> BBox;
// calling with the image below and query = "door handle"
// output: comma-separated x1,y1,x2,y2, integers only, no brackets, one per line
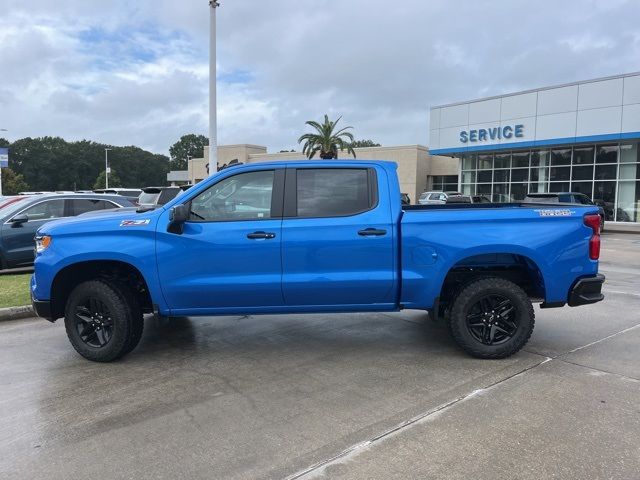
358,228,387,237
247,231,276,240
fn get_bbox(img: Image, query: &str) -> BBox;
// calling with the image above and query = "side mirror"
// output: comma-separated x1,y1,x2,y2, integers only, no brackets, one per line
168,204,189,234
10,214,28,227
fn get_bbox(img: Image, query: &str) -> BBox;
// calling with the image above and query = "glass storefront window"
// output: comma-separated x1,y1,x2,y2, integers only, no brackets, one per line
477,184,492,195
573,146,595,164
492,184,509,202
550,166,570,181
494,170,510,183
595,164,617,180
478,154,493,170
462,171,476,183
616,181,640,222
494,154,510,169
478,170,492,183
529,181,548,193
551,148,572,166
511,169,529,182
571,181,593,198
619,163,640,180
462,154,477,170
620,143,639,163
549,182,570,192
596,144,618,164
572,165,594,181
531,150,550,167
510,183,527,201
454,141,640,223
512,151,530,168
594,182,616,221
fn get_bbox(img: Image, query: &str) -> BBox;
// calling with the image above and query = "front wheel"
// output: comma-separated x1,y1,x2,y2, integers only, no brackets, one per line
448,277,535,359
64,280,143,362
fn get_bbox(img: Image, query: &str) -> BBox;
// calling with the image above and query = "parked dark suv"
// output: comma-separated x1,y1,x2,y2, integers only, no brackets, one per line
523,192,606,230
0,194,133,269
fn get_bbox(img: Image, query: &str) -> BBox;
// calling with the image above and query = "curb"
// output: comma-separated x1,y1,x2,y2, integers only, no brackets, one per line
0,305,35,322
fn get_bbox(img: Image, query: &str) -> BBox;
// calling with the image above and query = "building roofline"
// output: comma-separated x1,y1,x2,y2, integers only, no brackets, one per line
431,71,640,110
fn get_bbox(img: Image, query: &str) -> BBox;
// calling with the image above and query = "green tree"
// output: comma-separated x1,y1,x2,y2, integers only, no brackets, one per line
298,115,356,159
93,169,123,190
4,137,169,190
351,139,381,148
169,134,208,170
1,168,30,195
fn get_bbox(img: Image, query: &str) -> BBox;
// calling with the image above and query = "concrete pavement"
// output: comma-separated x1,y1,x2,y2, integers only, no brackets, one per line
0,232,638,479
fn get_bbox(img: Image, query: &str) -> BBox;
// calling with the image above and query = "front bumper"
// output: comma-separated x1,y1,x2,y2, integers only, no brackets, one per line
31,291,54,322
568,274,605,307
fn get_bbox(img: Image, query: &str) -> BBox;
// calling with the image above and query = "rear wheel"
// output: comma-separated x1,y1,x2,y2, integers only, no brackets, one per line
448,277,534,359
64,280,143,362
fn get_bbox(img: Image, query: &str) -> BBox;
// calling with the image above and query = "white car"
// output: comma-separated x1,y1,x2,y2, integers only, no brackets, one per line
418,191,461,205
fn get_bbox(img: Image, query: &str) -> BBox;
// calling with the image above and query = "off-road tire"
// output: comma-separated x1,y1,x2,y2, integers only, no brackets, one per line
448,277,535,359
64,280,143,362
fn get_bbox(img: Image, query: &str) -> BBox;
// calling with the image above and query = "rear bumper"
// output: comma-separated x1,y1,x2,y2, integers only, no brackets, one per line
568,274,605,307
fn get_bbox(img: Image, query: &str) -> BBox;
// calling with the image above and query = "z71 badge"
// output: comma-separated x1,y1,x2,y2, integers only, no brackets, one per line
536,209,573,217
120,219,151,227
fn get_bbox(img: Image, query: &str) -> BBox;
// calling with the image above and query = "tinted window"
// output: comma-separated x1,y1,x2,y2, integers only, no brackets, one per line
190,170,274,222
158,188,180,205
70,199,114,215
296,169,371,217
21,199,66,221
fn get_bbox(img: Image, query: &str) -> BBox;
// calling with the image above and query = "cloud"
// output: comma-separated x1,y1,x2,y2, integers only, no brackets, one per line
1,0,639,154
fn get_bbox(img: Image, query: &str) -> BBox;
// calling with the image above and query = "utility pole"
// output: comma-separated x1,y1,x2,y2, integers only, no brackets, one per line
105,148,112,189
209,0,219,175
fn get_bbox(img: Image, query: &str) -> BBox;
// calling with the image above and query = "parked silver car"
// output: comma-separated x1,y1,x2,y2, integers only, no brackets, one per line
417,191,462,205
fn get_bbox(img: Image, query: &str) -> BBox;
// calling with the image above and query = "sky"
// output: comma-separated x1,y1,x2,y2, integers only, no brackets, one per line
0,0,639,155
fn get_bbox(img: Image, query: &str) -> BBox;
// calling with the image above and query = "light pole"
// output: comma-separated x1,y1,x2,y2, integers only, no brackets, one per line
0,129,7,197
104,148,112,189
209,0,219,175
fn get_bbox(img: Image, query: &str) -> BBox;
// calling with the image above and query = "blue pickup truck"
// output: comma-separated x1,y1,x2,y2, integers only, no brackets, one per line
31,160,605,362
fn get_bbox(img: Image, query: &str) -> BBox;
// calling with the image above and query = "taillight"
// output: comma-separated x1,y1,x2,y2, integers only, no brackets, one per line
584,214,601,260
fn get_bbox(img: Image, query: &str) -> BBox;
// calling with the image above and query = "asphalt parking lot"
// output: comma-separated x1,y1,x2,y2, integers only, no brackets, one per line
1,232,639,479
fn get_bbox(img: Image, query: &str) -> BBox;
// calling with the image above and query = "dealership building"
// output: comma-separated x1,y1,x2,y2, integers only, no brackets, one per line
429,72,640,227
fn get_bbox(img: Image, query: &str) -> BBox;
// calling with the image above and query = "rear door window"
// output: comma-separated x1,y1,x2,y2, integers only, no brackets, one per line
296,168,373,217
69,199,114,215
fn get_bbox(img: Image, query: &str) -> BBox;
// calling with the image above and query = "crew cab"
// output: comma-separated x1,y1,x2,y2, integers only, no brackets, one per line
31,161,605,362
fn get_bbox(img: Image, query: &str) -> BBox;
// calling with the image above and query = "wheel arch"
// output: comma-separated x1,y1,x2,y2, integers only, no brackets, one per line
50,260,153,320
436,251,547,317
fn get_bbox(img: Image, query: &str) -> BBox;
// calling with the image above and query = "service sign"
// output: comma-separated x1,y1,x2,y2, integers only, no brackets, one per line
0,148,8,168
460,124,524,144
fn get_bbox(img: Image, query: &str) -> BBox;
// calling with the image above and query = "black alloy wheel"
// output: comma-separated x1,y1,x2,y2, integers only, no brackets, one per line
74,298,114,348
465,294,518,346
447,277,535,359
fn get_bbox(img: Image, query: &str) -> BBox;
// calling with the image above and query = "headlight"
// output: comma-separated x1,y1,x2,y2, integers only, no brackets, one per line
35,235,52,254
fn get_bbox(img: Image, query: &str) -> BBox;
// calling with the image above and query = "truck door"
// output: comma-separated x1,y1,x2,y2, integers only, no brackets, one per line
156,168,285,313
281,166,396,307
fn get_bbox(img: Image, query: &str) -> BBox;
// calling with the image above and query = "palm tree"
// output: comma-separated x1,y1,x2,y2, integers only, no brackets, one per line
298,115,356,159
